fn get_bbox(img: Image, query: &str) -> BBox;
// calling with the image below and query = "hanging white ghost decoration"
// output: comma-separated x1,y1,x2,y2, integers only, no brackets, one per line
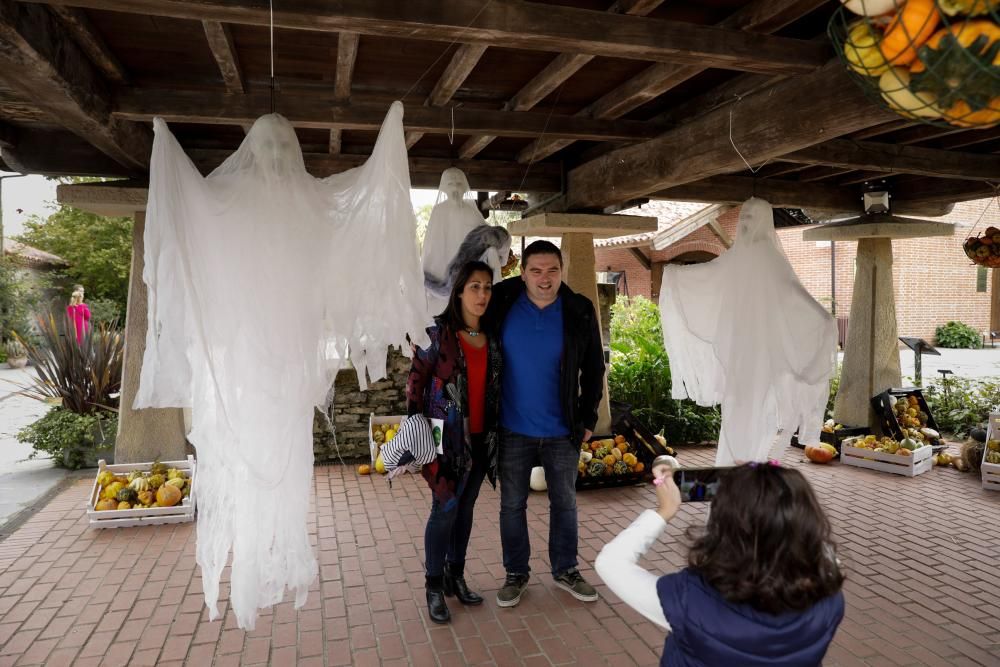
135,101,430,630
421,168,510,314
658,198,838,466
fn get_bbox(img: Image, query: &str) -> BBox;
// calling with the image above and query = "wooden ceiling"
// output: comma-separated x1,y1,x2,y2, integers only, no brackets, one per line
0,0,996,215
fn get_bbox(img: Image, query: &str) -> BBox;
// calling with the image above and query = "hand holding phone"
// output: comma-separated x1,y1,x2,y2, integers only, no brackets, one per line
672,467,732,502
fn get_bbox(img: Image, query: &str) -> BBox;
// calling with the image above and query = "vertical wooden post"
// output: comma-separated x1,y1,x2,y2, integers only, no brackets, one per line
992,267,1000,334
115,211,188,463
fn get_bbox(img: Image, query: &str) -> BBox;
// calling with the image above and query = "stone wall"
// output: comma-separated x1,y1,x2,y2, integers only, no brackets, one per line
313,348,411,463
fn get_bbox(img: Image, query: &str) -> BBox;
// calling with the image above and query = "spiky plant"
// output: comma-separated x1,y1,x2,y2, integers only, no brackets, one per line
14,310,124,414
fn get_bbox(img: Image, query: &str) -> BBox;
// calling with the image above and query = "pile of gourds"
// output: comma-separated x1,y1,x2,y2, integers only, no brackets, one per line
94,460,191,511
832,0,1000,127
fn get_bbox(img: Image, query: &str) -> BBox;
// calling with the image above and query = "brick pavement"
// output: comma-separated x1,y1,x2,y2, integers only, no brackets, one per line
0,440,997,666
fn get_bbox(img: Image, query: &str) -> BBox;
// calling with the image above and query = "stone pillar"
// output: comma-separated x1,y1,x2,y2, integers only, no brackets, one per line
833,238,902,429
115,211,187,463
561,232,612,435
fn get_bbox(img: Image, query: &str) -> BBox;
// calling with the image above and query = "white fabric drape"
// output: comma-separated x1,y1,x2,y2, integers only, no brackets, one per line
421,167,511,315
135,101,430,630
659,198,837,466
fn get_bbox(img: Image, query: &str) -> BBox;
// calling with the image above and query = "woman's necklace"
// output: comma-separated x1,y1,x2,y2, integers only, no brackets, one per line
464,327,480,338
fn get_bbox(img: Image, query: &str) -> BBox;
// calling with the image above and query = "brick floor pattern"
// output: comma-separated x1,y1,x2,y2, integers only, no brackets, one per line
0,441,997,666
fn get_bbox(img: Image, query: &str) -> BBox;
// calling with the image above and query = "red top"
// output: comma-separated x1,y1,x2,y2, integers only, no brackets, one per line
459,335,487,435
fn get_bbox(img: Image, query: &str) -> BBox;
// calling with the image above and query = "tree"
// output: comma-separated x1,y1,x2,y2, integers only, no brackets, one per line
0,258,35,342
16,201,132,315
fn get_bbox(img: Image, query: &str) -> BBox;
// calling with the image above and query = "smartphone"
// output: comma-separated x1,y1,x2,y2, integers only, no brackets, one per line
672,467,732,502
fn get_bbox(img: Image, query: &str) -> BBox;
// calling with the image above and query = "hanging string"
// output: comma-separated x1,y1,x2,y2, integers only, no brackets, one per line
729,95,769,175
269,0,276,114
449,105,455,145
401,0,495,102
967,183,1000,239
516,81,565,195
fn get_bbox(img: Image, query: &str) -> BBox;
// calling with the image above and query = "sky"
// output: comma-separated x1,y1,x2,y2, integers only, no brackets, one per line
0,170,442,240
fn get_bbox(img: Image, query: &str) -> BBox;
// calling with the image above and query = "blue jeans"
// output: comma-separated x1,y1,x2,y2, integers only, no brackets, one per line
424,436,489,577
499,429,579,577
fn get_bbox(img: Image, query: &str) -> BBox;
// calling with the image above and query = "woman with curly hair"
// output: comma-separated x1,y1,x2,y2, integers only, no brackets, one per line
595,463,845,666
406,260,502,625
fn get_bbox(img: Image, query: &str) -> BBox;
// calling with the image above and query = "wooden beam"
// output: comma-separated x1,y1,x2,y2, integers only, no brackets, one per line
0,125,138,176
329,31,359,154
48,5,128,84
202,20,244,94
516,0,829,164
0,1,150,170
781,139,1000,181
188,149,562,191
458,0,665,159
628,246,652,270
653,174,959,217
707,217,733,248
23,0,829,74
405,43,487,149
564,61,894,210
890,177,1000,205
113,89,666,142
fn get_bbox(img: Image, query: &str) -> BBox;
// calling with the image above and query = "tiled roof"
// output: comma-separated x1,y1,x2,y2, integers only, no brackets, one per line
595,200,709,248
3,238,68,268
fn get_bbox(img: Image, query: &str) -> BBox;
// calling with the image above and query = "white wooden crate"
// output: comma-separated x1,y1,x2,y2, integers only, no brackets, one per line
369,414,404,465
840,444,933,477
86,455,196,529
983,413,1000,492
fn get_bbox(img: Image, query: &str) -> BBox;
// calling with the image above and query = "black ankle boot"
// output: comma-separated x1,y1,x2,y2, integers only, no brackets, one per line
425,576,451,624
443,563,484,606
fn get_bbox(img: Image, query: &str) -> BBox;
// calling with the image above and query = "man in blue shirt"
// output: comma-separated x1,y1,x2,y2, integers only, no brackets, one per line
484,240,606,608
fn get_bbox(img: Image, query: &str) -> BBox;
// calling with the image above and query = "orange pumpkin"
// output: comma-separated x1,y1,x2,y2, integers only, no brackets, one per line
358,464,372,475
804,443,838,464
156,484,182,507
634,462,645,474
880,0,940,66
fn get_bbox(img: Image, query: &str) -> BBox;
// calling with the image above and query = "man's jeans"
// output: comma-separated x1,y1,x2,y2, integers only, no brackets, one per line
499,429,579,577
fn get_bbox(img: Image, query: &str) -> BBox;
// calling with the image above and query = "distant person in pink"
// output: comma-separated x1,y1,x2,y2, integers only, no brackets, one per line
66,288,91,344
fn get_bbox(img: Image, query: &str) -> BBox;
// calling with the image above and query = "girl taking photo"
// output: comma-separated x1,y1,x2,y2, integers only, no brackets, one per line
596,462,845,666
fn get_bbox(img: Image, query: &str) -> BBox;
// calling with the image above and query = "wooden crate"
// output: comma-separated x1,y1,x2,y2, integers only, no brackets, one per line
982,413,1000,492
840,444,933,477
87,455,196,529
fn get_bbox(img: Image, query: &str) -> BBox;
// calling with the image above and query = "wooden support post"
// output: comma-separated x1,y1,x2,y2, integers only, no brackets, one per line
115,211,188,463
561,232,612,435
833,238,901,430
992,268,1000,334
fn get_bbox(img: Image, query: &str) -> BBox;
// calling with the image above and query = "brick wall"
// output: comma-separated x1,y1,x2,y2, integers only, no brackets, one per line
593,199,997,343
776,198,997,341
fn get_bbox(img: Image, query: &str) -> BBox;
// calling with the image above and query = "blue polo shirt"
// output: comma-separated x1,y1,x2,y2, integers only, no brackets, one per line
500,292,569,437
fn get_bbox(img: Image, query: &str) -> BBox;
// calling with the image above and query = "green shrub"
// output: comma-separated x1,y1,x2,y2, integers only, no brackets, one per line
827,364,841,421
923,376,1000,436
17,407,117,469
608,296,721,444
935,321,983,349
87,297,122,327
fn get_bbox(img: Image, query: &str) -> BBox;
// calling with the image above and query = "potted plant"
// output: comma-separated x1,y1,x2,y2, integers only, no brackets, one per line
5,339,27,368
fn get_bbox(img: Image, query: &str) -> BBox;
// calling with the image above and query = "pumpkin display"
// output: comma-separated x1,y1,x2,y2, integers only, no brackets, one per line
578,435,656,481
804,443,839,463
93,465,192,512
831,0,1000,127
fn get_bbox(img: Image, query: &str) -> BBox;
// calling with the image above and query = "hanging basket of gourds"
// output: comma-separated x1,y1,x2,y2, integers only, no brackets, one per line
829,0,1000,128
964,226,1000,267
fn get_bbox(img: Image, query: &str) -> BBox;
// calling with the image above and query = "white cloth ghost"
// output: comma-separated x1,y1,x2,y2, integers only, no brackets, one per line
421,168,493,315
135,101,430,630
658,198,838,466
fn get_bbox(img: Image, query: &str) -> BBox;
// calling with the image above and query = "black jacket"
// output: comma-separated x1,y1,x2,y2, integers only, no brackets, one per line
484,277,606,445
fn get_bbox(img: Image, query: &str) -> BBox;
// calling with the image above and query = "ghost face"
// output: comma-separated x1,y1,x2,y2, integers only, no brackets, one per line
248,115,302,176
439,168,470,201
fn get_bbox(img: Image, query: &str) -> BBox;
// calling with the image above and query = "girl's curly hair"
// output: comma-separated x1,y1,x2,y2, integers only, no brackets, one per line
687,463,844,614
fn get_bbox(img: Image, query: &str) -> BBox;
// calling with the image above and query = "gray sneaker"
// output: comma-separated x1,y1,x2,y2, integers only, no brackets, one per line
496,573,530,608
554,568,599,602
